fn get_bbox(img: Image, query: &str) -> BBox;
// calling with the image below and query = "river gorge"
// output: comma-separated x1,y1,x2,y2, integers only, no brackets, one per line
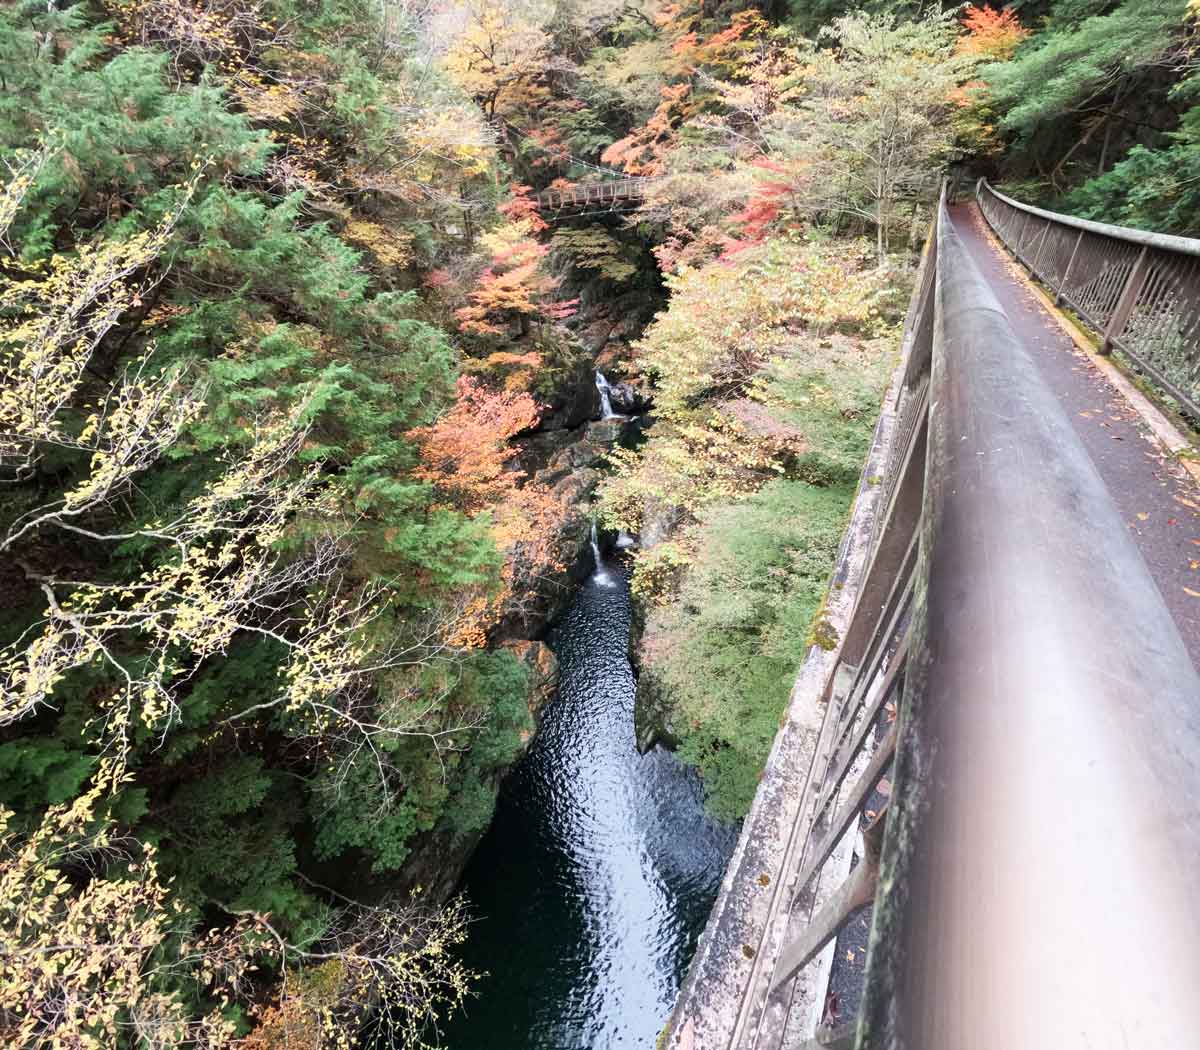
444,545,736,1049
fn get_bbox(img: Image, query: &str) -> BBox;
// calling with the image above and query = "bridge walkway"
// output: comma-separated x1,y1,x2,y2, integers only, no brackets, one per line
951,200,1200,666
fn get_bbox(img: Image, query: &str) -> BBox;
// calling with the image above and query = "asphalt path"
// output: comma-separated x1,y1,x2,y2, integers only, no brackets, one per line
950,201,1200,671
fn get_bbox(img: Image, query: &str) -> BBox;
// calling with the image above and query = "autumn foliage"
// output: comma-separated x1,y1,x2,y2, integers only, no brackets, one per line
456,186,577,337
956,5,1030,60
410,377,541,513
410,377,569,647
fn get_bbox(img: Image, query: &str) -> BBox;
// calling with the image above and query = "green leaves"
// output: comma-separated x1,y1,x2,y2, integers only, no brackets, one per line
654,480,858,820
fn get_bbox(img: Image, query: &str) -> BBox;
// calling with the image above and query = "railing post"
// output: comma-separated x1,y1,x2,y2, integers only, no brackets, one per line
1101,245,1150,353
1056,229,1085,305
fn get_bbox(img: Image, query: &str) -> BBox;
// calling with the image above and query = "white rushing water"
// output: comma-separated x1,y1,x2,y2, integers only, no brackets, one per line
590,520,614,585
595,370,620,420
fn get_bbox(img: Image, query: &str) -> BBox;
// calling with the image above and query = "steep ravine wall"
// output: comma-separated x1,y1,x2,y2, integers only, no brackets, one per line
394,283,659,901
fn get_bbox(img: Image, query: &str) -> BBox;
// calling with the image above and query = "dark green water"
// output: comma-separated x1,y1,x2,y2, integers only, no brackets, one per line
444,556,736,1049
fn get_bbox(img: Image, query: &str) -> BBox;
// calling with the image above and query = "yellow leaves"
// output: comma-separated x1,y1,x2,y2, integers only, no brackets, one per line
231,69,306,123
343,220,414,271
405,108,494,177
0,774,260,1050
638,237,881,415
1,168,202,516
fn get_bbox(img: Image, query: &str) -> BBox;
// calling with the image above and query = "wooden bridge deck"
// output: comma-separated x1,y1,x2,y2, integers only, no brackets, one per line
535,177,656,213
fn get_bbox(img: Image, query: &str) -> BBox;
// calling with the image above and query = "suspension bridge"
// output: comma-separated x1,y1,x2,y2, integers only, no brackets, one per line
667,180,1200,1049
534,176,657,215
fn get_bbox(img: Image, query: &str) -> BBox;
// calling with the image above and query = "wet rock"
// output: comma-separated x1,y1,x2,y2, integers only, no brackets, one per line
634,657,682,754
515,428,578,475
607,381,652,415
546,438,606,474
639,496,683,550
540,360,601,430
550,467,601,511
579,319,614,353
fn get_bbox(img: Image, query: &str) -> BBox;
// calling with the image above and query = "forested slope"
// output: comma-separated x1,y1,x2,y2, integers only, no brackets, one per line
0,0,1194,1044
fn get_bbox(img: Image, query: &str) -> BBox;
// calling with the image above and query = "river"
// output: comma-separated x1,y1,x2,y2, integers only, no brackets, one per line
444,548,737,1049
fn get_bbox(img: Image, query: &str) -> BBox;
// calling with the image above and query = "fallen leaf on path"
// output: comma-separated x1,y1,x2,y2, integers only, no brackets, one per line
1185,587,1200,598
1137,512,1149,521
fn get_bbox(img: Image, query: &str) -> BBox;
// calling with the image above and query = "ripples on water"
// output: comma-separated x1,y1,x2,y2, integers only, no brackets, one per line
444,559,737,1050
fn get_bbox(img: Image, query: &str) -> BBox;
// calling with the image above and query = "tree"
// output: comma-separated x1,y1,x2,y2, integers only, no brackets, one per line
976,0,1191,191
409,376,569,647
0,170,465,776
441,0,553,120
455,187,577,337
766,11,969,261
0,764,476,1050
957,5,1030,61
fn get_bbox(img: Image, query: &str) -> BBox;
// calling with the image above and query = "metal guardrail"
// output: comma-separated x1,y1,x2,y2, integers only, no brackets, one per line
534,177,654,212
743,188,1200,1049
977,178,1200,418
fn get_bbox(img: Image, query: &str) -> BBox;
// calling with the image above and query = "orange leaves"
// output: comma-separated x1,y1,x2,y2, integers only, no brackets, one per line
724,157,807,256
409,377,541,514
456,186,575,337
411,377,570,648
956,5,1030,61
600,83,692,175
498,184,547,233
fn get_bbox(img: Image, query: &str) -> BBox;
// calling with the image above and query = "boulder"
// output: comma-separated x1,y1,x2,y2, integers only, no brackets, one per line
607,381,652,415
639,496,682,550
539,361,601,430
579,319,614,353
584,415,637,445
515,428,578,476
551,466,601,507
546,438,607,474
633,657,682,754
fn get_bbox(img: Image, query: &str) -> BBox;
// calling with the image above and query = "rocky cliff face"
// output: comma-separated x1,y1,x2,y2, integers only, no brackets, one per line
394,637,560,902
396,324,651,900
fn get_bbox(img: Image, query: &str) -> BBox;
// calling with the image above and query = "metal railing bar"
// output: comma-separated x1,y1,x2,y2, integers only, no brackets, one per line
874,387,928,555
857,197,1200,1050
1108,333,1200,419
769,806,888,994
837,529,918,715
813,637,908,829
980,178,1200,258
791,722,896,905
979,182,1200,417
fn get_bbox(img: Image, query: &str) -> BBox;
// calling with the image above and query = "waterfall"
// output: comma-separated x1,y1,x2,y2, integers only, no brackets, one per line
590,520,614,585
590,519,603,571
615,530,637,549
595,370,619,420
